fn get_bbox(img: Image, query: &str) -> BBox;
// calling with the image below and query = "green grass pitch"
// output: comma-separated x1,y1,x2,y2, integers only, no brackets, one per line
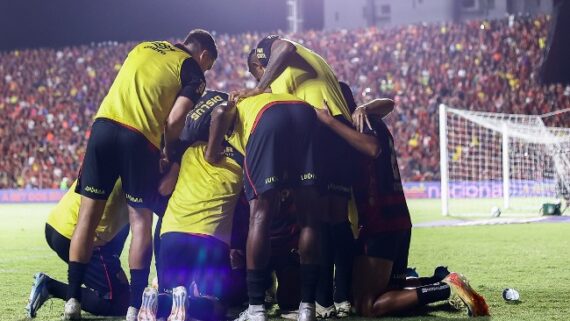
1,200,569,321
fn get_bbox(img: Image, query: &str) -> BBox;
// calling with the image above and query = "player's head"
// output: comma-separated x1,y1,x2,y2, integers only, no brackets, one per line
247,49,264,82
339,81,357,114
183,29,218,72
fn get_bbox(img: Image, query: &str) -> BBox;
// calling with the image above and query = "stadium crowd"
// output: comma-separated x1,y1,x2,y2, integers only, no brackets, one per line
1,14,569,189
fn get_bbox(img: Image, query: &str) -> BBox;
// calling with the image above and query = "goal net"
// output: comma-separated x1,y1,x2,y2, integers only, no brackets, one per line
439,104,570,216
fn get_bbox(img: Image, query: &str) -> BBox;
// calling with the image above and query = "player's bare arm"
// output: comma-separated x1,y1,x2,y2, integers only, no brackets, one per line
158,162,181,196
233,39,296,100
164,96,196,164
316,101,380,158
352,98,395,133
206,101,236,163
257,39,297,90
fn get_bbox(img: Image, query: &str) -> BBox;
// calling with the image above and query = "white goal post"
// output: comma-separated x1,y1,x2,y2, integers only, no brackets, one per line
439,104,570,216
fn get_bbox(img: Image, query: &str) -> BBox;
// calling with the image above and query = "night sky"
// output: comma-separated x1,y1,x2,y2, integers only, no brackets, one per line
0,0,323,50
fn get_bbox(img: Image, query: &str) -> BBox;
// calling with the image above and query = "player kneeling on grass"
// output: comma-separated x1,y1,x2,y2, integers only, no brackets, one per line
26,180,130,318
207,92,321,321
314,83,490,318
137,90,243,321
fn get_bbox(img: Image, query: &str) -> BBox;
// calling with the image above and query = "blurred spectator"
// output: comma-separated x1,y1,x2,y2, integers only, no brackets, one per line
1,14,569,188
59,177,69,191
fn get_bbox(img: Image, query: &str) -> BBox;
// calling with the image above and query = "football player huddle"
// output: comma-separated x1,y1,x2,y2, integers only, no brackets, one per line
25,29,489,321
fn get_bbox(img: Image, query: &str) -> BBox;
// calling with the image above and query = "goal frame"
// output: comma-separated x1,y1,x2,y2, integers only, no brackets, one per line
440,104,522,216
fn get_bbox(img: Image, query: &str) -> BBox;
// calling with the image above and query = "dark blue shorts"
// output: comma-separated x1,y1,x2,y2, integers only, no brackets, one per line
158,232,231,300
45,223,130,299
243,103,318,200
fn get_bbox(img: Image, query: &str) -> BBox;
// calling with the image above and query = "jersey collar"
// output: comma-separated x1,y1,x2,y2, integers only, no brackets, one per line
174,43,193,57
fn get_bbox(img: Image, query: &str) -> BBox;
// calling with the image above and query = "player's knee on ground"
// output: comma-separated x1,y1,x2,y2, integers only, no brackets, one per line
371,293,397,317
353,293,394,317
353,295,377,317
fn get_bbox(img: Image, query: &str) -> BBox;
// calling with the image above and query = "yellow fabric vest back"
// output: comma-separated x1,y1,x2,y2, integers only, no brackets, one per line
160,143,243,245
96,41,191,148
46,180,129,246
269,42,351,120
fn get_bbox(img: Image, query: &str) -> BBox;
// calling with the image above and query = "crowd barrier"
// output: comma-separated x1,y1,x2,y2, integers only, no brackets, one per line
0,189,66,203
0,180,556,203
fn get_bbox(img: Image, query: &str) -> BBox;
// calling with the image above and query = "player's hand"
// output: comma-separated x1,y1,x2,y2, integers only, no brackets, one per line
352,106,373,133
205,146,224,164
226,98,236,110
231,87,265,101
158,162,180,196
315,100,334,125
230,249,245,269
159,156,171,174
228,89,244,102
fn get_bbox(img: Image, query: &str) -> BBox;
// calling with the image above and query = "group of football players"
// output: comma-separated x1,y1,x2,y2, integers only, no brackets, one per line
25,29,490,321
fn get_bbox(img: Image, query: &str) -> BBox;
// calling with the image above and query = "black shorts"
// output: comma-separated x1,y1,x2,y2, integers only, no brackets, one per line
316,116,355,198
244,103,318,200
45,224,129,299
76,118,160,208
158,232,231,300
356,229,411,287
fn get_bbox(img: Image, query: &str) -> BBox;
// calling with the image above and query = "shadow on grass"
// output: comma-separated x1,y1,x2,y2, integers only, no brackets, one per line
504,300,523,305
247,302,492,321
387,302,475,320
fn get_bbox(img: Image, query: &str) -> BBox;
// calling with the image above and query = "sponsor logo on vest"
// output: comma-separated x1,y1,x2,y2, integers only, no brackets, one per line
84,186,105,195
144,42,176,55
223,146,236,158
126,193,143,203
190,95,224,121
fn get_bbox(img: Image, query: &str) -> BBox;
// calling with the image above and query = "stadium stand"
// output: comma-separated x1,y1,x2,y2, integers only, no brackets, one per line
1,14,569,188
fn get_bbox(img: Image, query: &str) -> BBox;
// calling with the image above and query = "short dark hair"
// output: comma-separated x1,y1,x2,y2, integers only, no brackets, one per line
184,29,218,60
247,49,257,71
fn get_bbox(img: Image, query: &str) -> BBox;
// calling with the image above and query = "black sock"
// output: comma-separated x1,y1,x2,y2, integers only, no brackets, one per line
46,278,67,300
316,223,334,307
331,221,354,303
416,283,451,305
67,262,88,300
130,268,150,308
300,264,320,303
247,269,269,305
